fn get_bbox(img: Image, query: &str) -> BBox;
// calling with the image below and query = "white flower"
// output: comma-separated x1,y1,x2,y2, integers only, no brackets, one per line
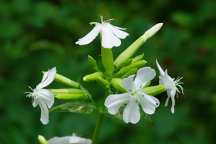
75,16,129,48
26,67,56,124
156,60,183,113
48,133,92,144
105,67,160,124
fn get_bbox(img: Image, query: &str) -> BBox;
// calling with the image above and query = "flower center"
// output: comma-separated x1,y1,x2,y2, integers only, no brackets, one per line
130,91,137,96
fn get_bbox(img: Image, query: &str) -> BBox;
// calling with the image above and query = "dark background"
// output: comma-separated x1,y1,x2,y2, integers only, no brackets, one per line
0,0,216,143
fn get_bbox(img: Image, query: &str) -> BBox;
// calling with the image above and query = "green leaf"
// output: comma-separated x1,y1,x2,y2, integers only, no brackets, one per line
50,101,96,114
88,55,100,72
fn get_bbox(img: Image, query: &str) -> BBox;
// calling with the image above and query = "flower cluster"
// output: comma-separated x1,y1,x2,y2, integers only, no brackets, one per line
27,16,184,144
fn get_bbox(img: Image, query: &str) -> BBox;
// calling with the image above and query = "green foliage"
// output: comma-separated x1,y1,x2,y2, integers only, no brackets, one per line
1,0,216,144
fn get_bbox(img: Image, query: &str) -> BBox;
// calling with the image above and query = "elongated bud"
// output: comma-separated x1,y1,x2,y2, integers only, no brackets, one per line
114,23,163,68
83,72,103,82
122,68,137,78
38,135,48,144
141,23,163,41
114,38,145,68
111,78,126,92
96,77,110,86
55,93,88,100
42,71,80,88
101,47,114,76
131,53,144,63
55,73,80,88
51,88,84,94
116,60,147,75
142,85,166,96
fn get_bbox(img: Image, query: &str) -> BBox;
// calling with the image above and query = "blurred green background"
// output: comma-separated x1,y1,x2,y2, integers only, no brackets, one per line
1,0,216,143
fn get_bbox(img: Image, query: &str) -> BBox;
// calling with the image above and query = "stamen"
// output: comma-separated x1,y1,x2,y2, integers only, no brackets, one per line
105,19,114,23
28,86,34,91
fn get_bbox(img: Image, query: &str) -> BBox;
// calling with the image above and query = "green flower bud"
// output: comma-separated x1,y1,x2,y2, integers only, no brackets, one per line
83,72,103,82
116,60,147,75
55,73,80,88
131,53,144,63
122,68,137,78
114,23,163,68
101,47,114,76
55,93,88,100
96,77,110,86
141,23,163,41
111,78,126,92
51,88,84,94
142,85,166,96
114,38,146,68
38,135,48,144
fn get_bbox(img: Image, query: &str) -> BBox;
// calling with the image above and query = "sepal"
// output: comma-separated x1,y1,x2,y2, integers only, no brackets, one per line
88,55,100,72
142,85,166,96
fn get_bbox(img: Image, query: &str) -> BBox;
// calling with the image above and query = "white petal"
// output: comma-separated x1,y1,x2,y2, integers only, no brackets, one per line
69,135,92,144
37,89,54,108
37,67,56,89
75,23,101,45
164,94,170,107
169,89,176,113
105,93,130,114
134,67,156,89
38,101,49,125
101,24,121,48
107,23,129,39
121,75,135,91
139,93,159,115
32,99,38,107
122,98,140,124
156,60,165,75
48,136,71,144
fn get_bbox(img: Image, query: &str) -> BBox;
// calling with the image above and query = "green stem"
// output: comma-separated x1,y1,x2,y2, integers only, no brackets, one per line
92,113,105,144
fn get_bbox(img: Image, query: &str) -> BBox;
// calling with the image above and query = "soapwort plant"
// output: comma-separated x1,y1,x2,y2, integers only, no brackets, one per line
26,17,183,144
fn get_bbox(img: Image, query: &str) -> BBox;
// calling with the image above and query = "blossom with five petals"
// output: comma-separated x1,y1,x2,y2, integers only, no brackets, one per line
48,133,92,144
156,60,183,113
76,16,129,48
105,67,160,124
26,67,56,124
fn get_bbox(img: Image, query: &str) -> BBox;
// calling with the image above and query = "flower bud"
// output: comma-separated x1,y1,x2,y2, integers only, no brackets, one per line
38,135,48,144
141,23,163,41
55,73,80,88
111,78,126,92
51,88,84,94
83,72,103,82
114,23,163,68
116,60,147,75
131,53,144,63
142,85,166,96
122,68,137,78
96,77,110,86
114,38,146,68
55,93,87,100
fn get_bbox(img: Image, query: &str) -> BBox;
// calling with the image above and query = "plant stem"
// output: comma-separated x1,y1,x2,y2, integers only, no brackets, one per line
92,112,105,144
